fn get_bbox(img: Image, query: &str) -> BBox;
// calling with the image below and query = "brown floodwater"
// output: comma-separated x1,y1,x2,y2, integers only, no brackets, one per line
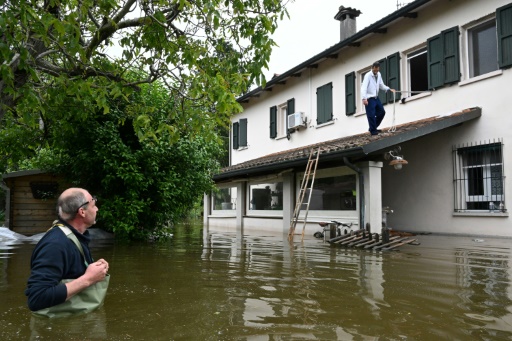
2,223,512,340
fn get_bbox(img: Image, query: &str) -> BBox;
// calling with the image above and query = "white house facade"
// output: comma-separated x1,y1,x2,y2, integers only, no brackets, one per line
205,0,511,238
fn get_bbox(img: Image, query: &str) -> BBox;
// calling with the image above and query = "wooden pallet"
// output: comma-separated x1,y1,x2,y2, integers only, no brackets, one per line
328,230,419,251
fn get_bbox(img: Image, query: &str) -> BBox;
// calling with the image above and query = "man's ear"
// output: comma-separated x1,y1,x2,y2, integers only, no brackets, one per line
77,207,86,218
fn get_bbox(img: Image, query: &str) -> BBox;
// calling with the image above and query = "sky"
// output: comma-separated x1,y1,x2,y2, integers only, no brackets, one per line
264,0,402,79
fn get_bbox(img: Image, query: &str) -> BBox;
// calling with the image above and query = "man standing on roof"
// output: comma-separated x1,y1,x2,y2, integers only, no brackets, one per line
361,61,396,135
25,188,109,313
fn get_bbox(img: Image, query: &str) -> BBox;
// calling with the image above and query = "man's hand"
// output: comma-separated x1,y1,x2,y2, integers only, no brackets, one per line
390,89,396,93
84,259,109,284
65,259,109,300
362,99,368,106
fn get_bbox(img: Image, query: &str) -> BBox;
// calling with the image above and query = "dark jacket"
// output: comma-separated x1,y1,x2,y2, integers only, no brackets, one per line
25,220,94,311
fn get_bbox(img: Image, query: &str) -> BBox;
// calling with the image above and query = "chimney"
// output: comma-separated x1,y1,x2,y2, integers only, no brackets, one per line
334,6,362,41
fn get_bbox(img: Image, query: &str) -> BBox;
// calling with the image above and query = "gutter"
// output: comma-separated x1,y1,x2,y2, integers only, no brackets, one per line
343,157,365,231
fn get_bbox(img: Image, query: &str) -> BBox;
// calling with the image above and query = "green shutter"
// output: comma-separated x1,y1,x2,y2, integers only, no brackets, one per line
497,3,512,69
316,85,325,124
427,33,444,89
232,122,239,149
386,52,401,103
326,83,333,122
378,58,388,105
287,98,295,116
345,72,356,115
269,106,277,139
317,83,333,124
442,26,460,84
286,98,295,131
239,118,247,147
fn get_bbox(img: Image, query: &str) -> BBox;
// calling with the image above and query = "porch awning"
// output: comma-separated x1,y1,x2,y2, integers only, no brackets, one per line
214,107,481,182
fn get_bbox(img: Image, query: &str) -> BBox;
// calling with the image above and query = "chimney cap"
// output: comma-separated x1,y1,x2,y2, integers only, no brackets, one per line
334,6,362,21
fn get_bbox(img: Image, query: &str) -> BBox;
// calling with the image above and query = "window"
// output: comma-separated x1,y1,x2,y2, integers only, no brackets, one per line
305,175,357,211
468,20,498,77
270,98,295,139
453,140,506,212
316,83,332,125
428,26,460,89
358,68,370,113
212,186,237,212
407,47,429,95
248,182,283,214
232,118,247,149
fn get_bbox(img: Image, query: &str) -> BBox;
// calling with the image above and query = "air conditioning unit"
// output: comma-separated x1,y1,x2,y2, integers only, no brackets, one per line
288,112,306,129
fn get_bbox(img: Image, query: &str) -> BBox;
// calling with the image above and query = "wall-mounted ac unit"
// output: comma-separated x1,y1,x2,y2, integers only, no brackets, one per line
288,112,306,129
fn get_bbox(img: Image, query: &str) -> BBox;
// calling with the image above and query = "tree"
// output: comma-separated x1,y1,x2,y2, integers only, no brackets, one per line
32,80,223,239
0,0,289,139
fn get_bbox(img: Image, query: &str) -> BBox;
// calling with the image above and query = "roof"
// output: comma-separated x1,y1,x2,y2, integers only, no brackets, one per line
238,0,432,103
2,169,46,180
214,107,481,181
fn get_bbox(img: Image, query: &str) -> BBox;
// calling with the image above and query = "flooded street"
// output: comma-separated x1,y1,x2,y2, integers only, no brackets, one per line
2,223,512,340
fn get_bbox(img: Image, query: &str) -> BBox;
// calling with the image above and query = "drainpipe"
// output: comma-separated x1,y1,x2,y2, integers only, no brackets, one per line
343,157,365,231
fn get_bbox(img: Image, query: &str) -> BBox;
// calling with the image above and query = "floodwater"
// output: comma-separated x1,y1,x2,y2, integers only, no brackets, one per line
2,223,512,340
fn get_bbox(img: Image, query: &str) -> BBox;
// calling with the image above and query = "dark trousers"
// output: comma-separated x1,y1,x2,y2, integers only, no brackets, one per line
365,97,386,134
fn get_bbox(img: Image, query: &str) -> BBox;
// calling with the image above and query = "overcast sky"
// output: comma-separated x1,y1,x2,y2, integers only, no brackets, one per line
264,0,402,79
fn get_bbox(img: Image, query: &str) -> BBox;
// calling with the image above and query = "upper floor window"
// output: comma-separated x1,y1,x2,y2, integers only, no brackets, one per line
270,98,294,139
453,140,506,213
232,118,247,149
316,83,333,125
407,47,428,95
468,20,498,77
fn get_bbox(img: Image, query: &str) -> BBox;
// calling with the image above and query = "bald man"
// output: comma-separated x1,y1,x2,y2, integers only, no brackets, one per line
26,188,109,312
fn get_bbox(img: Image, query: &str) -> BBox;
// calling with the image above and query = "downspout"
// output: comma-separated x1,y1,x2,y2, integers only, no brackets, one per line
343,157,364,231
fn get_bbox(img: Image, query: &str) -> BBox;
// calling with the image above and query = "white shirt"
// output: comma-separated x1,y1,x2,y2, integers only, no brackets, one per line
361,71,389,100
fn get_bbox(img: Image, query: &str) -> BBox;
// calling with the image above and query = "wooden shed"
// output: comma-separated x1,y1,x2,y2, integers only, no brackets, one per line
2,170,67,235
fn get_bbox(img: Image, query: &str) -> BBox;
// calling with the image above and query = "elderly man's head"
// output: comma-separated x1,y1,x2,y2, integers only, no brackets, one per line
57,188,98,231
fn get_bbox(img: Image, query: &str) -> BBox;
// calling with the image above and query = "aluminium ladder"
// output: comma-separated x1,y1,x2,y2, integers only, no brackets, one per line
288,147,321,241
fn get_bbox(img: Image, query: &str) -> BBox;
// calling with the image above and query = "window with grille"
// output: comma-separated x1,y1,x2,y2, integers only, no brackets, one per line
453,140,506,212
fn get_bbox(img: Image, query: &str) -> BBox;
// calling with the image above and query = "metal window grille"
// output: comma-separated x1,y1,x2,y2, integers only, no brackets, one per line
452,139,506,212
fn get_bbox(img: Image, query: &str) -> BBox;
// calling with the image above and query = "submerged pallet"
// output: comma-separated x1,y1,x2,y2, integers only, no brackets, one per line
327,230,419,251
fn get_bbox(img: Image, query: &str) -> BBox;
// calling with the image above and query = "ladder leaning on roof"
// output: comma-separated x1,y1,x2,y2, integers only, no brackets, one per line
288,147,321,241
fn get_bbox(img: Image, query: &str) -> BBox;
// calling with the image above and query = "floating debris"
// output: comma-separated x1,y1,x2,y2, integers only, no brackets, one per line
318,222,419,251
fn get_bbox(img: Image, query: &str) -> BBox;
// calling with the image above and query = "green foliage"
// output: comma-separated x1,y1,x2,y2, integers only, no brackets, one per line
0,0,288,140
32,82,222,239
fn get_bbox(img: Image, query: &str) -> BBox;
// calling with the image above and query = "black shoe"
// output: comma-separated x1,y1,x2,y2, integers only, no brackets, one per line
376,129,382,133
370,132,379,136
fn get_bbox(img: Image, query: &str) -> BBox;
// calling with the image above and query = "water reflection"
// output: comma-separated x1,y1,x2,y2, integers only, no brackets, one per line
1,225,512,339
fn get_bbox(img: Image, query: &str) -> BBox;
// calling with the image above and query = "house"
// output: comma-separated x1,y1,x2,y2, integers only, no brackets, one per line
2,170,66,235
204,0,511,238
